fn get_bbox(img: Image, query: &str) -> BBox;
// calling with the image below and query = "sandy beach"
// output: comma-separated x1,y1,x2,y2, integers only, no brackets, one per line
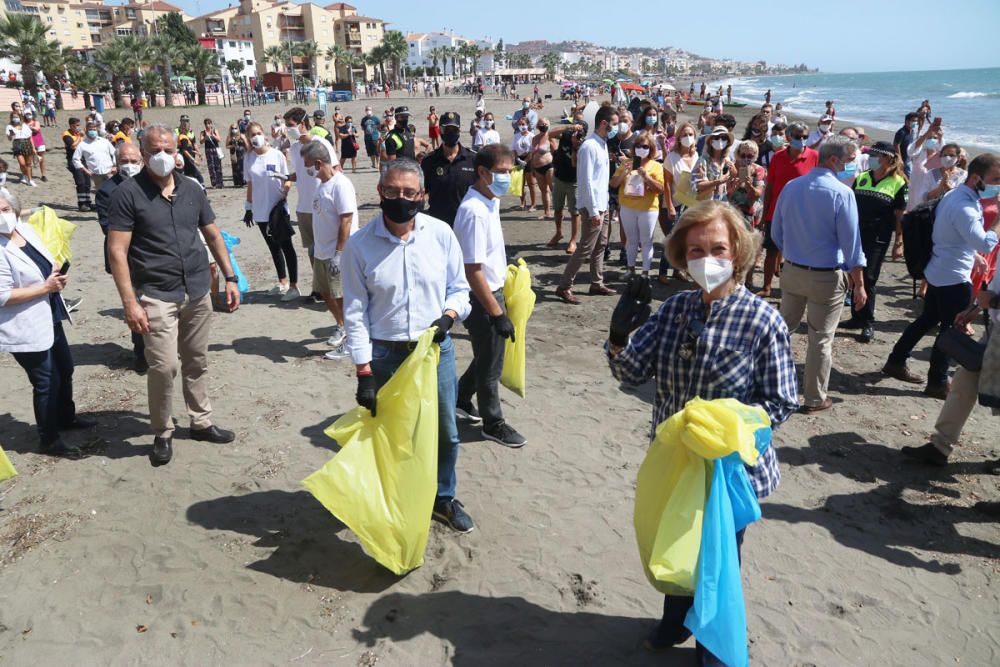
0,83,998,666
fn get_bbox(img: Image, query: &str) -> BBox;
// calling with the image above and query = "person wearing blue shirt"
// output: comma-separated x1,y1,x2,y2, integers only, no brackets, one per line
341,159,475,534
772,135,868,413
884,153,1000,397
510,97,538,131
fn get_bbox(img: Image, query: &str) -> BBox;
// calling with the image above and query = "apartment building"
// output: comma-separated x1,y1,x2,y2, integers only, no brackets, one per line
405,32,492,75
197,36,257,84
1,0,98,51
99,1,190,43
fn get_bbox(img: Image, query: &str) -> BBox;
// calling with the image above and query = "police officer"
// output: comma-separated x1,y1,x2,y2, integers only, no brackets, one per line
421,111,476,227
310,109,332,142
384,105,416,161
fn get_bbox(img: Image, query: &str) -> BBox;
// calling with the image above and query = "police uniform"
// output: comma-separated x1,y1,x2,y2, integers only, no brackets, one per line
421,112,476,227
384,105,416,160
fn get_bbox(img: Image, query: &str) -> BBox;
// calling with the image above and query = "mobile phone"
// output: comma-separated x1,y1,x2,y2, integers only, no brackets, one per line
632,155,641,170
739,166,749,180
932,117,942,128
58,260,70,275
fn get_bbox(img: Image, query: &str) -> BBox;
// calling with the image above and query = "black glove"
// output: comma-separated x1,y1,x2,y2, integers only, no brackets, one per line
243,209,254,227
490,313,516,342
356,374,377,417
609,274,652,347
430,314,454,343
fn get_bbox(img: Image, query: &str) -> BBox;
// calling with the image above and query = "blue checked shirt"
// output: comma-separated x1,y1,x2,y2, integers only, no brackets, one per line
607,286,799,498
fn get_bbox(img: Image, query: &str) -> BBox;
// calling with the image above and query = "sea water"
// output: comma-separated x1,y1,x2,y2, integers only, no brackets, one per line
715,67,1000,151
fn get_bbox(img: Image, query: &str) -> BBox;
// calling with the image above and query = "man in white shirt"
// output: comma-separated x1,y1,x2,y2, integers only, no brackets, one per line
301,140,357,360
341,158,475,534
806,114,835,150
284,106,340,303
452,144,526,448
72,120,117,188
556,105,619,303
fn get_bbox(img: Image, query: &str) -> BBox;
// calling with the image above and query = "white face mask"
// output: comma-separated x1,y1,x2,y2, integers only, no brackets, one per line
711,138,728,151
286,126,301,141
146,150,176,178
250,134,266,149
819,123,831,133
680,135,696,148
305,166,317,178
0,210,16,234
687,257,734,294
119,162,142,178
940,155,958,168
174,154,185,170
634,146,650,158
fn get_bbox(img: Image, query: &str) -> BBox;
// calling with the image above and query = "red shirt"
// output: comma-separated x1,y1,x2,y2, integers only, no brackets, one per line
971,197,999,298
765,147,819,221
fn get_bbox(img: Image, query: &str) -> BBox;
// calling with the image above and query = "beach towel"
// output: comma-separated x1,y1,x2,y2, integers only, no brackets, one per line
25,206,76,266
500,259,536,397
302,328,440,575
0,444,16,482
220,230,250,295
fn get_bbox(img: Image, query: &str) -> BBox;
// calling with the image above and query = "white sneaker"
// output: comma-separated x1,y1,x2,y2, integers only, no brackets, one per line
324,343,349,360
280,286,300,302
327,325,346,347
267,283,290,296
29,180,38,187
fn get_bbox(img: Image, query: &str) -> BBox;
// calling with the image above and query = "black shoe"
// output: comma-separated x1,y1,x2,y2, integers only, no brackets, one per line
643,625,692,652
40,438,85,460
133,355,148,374
61,416,97,430
456,402,482,425
40,175,47,182
190,425,236,443
839,317,864,330
150,436,172,466
482,423,527,448
882,362,923,384
924,382,950,400
432,497,475,534
858,324,874,343
901,442,948,466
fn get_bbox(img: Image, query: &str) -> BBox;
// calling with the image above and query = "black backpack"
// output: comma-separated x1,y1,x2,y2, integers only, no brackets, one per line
901,196,941,280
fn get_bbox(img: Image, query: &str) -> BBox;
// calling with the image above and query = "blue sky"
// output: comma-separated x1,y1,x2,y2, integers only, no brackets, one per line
167,0,1000,73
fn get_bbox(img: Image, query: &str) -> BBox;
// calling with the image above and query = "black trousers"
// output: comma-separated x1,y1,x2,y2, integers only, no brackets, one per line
851,226,892,324
257,221,298,283
888,281,972,385
67,162,91,206
457,290,506,430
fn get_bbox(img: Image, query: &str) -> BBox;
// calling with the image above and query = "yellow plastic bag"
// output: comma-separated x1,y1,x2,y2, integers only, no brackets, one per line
302,328,440,575
507,165,524,195
26,206,77,266
500,259,536,397
0,444,16,482
634,398,768,594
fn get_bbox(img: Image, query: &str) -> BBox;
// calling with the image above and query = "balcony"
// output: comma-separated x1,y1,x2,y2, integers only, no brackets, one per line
278,15,305,29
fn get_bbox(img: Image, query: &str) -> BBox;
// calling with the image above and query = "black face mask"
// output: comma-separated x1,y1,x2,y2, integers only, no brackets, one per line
442,131,461,147
381,197,423,224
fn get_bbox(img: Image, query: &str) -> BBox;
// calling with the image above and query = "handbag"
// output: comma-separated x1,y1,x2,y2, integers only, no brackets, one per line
216,147,225,160
935,327,985,372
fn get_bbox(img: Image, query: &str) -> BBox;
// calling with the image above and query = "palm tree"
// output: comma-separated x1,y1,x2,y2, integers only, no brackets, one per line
295,39,319,86
95,41,129,108
38,42,69,109
380,30,407,85
0,14,54,99
115,35,151,101
366,46,387,85
541,52,560,80
226,59,244,86
464,43,482,78
181,44,217,105
325,44,353,85
141,69,161,106
67,60,102,108
442,45,456,77
263,45,286,74
148,36,180,107
429,46,442,76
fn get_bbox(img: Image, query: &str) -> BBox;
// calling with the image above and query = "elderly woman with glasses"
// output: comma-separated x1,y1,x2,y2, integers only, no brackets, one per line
605,200,798,664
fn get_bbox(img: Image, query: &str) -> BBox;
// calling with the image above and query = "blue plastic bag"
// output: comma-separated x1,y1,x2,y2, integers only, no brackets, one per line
221,230,250,295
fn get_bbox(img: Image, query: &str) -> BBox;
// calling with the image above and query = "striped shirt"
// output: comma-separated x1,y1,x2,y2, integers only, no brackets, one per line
607,286,799,498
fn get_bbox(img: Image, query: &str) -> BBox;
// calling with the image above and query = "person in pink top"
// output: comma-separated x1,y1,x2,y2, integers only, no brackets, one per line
25,110,47,182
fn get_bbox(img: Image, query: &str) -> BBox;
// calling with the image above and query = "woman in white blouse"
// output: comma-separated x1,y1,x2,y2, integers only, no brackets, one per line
510,118,536,210
5,111,36,186
243,122,298,301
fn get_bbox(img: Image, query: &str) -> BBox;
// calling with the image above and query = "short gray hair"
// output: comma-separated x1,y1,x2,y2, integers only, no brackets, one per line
818,135,856,163
117,141,141,161
141,123,173,153
787,121,808,137
300,139,335,164
379,158,424,189
0,190,21,215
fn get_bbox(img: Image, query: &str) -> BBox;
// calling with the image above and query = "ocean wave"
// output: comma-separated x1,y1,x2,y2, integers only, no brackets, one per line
947,91,1000,99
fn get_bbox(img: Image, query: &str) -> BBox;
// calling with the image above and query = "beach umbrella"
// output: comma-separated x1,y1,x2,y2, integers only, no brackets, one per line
661,83,676,91
603,78,613,83
582,101,599,134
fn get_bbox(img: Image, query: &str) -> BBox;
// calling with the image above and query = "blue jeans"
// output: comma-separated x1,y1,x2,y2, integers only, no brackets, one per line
12,322,76,446
371,335,460,499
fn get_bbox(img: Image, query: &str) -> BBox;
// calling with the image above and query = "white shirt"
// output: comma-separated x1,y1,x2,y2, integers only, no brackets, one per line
453,187,507,292
341,212,471,365
510,130,534,155
474,128,500,149
806,128,831,148
72,137,116,174
244,147,288,222
312,171,358,260
576,133,610,216
6,124,31,140
289,137,323,214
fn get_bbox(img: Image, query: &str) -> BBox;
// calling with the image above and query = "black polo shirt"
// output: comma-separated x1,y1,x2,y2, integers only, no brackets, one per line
385,128,415,160
108,169,215,302
421,144,477,226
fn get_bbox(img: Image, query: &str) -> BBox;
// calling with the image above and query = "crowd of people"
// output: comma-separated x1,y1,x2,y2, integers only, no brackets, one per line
1,82,998,665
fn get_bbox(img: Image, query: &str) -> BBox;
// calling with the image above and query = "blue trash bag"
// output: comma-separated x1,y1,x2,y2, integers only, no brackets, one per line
221,230,250,295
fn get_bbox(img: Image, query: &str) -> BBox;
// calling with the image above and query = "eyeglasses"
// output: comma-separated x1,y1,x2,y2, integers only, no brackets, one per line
678,316,705,361
381,187,421,199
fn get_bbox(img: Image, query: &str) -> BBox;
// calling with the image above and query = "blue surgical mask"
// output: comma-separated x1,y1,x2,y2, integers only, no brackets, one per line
837,161,857,180
86,129,97,139
606,123,619,140
488,172,511,197
979,182,1000,200
924,139,938,151
868,156,882,172
770,135,785,149
646,116,657,126
790,137,806,149
909,123,918,132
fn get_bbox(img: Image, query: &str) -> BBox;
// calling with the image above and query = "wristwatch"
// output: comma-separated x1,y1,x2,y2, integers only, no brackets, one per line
225,275,238,284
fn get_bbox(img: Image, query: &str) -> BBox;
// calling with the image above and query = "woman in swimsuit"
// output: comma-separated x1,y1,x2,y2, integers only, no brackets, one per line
530,119,554,219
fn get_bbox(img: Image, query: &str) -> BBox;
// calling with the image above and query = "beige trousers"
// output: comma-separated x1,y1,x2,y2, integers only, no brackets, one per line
297,211,319,295
931,344,983,455
558,211,609,291
779,264,848,407
140,293,213,439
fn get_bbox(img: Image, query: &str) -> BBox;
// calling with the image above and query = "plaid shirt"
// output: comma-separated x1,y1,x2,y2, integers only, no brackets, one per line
608,286,799,498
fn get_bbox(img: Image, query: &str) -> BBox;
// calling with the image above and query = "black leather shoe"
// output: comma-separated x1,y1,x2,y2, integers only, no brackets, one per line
133,355,148,374
150,436,172,466
40,438,85,460
62,416,97,430
190,425,235,444
839,317,865,330
882,362,923,384
858,324,874,343
901,442,948,466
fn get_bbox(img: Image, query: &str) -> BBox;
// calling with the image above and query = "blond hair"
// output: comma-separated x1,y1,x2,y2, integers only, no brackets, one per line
672,121,697,155
666,200,760,282
735,140,759,160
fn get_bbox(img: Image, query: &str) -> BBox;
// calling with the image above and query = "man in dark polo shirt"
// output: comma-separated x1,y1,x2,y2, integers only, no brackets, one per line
383,106,417,161
107,124,241,467
421,112,476,227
